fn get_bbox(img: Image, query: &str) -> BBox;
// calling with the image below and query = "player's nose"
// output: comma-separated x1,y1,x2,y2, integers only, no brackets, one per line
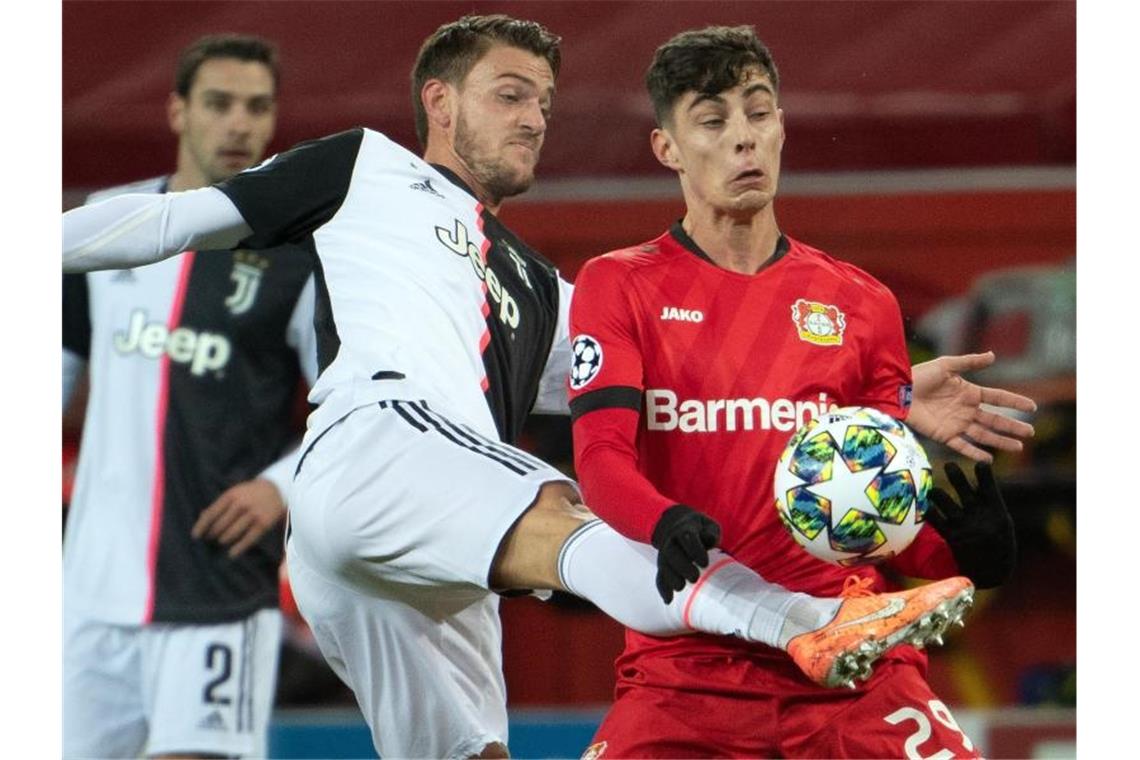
729,113,756,153
227,106,255,136
518,100,546,135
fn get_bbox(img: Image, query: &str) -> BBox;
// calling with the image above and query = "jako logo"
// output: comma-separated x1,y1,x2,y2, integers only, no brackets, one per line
436,219,521,329
660,306,704,322
646,389,838,433
114,310,231,377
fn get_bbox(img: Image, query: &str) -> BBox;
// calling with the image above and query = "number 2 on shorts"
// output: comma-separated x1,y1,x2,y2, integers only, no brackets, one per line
203,642,234,705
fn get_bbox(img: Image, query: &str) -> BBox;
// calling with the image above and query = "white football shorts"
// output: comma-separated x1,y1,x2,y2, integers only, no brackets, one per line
63,608,282,759
285,399,574,757
288,398,573,595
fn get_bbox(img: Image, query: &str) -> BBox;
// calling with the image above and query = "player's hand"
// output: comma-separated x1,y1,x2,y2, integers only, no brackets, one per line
927,462,1016,589
909,351,1037,463
650,505,722,603
192,478,286,558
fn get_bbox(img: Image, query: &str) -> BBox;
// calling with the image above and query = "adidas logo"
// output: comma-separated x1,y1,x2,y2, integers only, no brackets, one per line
410,178,444,198
112,269,136,283
198,710,228,731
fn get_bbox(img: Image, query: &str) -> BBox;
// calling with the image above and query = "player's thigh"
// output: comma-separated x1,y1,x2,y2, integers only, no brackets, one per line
140,609,283,759
287,549,508,759
591,681,778,758
782,662,980,759
289,399,570,592
63,616,148,759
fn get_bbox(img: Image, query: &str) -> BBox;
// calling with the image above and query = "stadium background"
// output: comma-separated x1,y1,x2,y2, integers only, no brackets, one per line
62,1,1076,757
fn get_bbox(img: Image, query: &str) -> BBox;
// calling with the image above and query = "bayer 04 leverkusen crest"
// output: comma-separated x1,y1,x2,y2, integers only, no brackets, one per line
791,298,847,346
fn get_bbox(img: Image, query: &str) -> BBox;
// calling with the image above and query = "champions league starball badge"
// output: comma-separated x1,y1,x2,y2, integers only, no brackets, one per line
570,334,603,389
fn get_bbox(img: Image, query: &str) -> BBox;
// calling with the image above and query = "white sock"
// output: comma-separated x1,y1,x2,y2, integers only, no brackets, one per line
557,520,840,649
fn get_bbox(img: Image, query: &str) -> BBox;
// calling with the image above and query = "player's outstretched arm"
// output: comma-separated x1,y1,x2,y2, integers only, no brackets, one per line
191,478,286,558
63,187,251,273
908,351,1037,463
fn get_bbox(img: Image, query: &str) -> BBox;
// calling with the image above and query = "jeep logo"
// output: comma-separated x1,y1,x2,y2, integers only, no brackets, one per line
113,310,231,377
436,219,521,329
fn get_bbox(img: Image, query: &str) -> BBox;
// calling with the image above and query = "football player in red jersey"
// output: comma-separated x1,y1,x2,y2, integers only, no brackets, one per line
569,26,1029,758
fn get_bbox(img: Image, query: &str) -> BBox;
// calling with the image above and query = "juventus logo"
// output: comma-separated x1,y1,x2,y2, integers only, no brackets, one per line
225,251,268,315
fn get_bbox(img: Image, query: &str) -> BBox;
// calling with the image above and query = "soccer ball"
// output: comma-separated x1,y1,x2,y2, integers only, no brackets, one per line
773,406,932,566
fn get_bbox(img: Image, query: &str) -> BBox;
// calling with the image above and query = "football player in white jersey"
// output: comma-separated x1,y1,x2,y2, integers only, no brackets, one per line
64,16,1034,759
63,35,317,759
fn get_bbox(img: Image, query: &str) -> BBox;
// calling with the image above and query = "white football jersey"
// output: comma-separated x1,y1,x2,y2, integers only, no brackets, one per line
64,177,318,625
215,128,573,444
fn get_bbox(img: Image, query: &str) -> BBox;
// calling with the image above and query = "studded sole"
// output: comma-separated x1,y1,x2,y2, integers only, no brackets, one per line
825,587,975,689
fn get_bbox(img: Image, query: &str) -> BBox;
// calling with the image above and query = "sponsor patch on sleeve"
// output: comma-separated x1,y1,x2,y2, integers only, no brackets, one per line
898,383,913,410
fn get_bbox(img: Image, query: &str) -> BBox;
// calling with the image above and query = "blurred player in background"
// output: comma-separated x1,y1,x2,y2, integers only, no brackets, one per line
569,25,1029,758
63,15,1031,759
62,34,317,759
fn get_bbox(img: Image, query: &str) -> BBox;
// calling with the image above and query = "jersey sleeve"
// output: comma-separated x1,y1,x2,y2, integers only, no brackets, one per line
286,276,320,388
530,275,574,415
63,188,249,273
852,285,913,419
253,278,318,507
569,256,677,544
215,128,364,249
887,523,960,579
257,443,303,508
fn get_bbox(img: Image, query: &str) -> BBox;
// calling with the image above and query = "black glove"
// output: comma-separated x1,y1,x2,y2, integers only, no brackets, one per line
650,504,722,603
927,462,1017,589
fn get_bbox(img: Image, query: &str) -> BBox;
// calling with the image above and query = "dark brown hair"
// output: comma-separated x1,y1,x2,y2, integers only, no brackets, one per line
646,26,779,127
411,14,562,147
174,34,279,97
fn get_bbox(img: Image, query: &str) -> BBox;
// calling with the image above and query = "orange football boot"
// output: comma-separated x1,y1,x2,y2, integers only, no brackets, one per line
786,575,975,689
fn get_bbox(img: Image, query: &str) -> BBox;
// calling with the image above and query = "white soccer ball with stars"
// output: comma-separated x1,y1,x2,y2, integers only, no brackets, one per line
773,406,932,566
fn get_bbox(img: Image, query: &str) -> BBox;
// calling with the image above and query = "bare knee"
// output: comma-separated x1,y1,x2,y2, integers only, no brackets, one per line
489,481,595,591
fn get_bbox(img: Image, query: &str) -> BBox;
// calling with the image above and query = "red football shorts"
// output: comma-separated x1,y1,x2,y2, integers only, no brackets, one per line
586,656,981,759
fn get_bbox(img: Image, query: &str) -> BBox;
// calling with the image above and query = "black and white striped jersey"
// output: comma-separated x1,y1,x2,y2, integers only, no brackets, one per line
215,127,572,446
63,177,318,625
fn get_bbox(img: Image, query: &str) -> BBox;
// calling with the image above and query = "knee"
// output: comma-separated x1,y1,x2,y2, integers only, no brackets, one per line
532,480,592,519
489,480,595,591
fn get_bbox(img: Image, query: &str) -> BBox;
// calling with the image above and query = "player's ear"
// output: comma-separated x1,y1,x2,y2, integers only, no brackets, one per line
421,79,453,136
167,92,187,137
651,127,682,173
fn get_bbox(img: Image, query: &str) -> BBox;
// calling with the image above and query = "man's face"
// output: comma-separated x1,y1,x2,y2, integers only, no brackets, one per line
658,68,785,216
451,45,554,201
169,57,277,185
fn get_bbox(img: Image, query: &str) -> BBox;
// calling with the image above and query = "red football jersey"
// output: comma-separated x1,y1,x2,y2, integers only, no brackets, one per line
569,224,955,671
